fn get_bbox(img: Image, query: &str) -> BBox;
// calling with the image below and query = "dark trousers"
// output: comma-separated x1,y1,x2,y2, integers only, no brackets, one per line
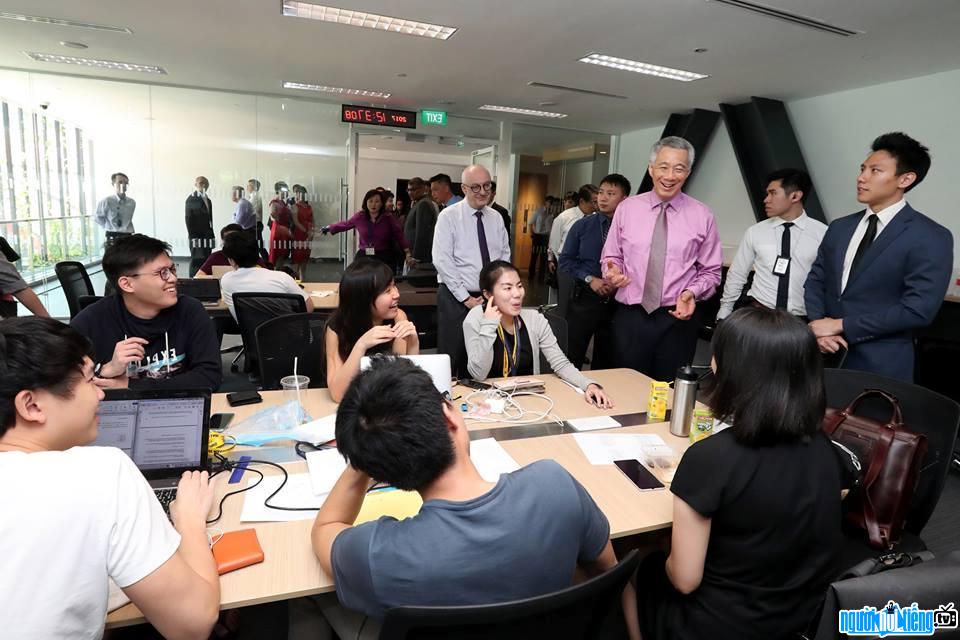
188,236,213,278
556,271,574,318
634,551,685,640
437,284,472,379
529,233,549,280
612,303,699,381
566,286,615,369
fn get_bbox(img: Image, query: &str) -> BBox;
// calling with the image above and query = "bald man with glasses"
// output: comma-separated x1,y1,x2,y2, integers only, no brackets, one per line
433,165,511,378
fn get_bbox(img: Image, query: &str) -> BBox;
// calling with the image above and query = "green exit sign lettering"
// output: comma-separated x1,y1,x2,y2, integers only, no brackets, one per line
420,110,447,126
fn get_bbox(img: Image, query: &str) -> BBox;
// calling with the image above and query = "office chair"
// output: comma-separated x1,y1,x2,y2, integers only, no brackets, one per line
378,550,640,640
255,311,331,390
824,368,960,568
54,261,95,319
232,292,307,377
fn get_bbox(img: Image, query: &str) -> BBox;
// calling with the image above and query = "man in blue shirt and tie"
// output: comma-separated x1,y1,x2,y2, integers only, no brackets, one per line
559,174,631,369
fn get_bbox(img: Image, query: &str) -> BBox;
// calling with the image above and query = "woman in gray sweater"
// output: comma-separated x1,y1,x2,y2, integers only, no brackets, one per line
462,260,613,408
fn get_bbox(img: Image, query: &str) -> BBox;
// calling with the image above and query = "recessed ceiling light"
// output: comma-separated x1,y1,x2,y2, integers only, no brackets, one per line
282,2,457,40
599,151,608,155
59,41,88,50
478,105,567,119
579,53,708,82
283,81,391,99
539,101,557,106
1,12,132,34
24,52,166,74
693,47,709,53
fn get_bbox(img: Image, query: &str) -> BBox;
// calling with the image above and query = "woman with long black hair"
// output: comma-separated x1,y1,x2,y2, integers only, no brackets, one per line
325,258,419,401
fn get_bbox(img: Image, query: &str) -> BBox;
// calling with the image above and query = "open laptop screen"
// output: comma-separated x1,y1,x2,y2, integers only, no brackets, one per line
93,391,209,474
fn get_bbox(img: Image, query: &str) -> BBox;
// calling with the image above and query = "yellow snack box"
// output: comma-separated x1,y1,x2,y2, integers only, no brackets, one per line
647,380,669,421
690,408,714,443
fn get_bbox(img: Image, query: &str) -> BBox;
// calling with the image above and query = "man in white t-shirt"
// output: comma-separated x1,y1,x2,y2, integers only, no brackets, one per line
220,232,314,320
0,316,220,640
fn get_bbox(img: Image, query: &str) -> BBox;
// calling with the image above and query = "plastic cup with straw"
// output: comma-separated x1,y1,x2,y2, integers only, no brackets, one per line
281,356,309,426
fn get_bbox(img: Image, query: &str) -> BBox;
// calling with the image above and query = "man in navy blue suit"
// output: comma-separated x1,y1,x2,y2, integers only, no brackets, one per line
804,132,953,381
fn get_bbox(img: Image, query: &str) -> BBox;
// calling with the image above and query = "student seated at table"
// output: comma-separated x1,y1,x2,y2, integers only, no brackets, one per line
311,356,639,639
0,317,219,640
463,260,612,408
325,258,418,402
634,307,842,640
197,223,266,276
71,234,222,391
219,232,314,321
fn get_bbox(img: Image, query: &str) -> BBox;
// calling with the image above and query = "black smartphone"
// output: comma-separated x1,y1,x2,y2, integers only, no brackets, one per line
209,413,235,431
226,390,263,407
459,378,492,390
614,459,665,491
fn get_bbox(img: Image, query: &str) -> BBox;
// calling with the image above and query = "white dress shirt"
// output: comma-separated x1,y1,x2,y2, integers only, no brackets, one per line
718,212,827,319
548,206,590,259
432,199,511,302
530,207,553,235
841,199,907,291
95,194,136,233
248,192,263,223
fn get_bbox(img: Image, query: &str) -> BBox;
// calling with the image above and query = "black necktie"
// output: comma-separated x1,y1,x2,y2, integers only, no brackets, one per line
850,214,879,280
475,211,491,266
775,222,794,310
601,217,610,245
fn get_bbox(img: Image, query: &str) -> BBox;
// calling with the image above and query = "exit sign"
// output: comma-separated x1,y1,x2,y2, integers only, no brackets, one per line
421,110,447,126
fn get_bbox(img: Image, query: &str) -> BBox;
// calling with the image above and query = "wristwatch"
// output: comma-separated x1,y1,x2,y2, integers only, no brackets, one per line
94,362,107,378
584,275,594,284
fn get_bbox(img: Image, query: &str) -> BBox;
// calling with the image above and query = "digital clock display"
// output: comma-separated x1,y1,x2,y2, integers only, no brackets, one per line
341,105,417,129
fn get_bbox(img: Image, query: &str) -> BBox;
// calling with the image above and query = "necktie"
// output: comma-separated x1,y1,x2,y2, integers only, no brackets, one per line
112,199,123,229
849,214,879,280
641,203,668,314
601,217,610,246
775,222,794,310
475,211,491,266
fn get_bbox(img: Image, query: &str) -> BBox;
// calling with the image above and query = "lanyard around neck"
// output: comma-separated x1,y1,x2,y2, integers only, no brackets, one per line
497,317,521,378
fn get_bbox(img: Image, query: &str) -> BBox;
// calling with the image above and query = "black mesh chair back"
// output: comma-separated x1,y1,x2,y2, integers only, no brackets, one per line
255,312,331,390
233,292,307,375
54,261,94,318
539,307,569,373
78,295,102,312
378,550,639,640
824,368,960,537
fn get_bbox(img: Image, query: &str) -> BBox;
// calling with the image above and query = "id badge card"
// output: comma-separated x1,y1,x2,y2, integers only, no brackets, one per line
365,247,376,256
773,257,790,276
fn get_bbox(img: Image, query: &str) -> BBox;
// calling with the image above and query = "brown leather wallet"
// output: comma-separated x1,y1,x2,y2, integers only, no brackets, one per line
212,528,265,575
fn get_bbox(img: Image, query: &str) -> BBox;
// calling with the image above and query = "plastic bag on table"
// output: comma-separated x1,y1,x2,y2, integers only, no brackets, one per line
228,401,314,446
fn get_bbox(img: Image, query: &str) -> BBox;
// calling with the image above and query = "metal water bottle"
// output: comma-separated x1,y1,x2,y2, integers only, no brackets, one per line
669,366,699,437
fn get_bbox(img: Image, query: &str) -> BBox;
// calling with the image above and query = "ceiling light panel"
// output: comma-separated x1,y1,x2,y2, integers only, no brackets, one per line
282,2,457,40
0,12,132,33
579,53,708,82
283,82,391,99
24,52,167,74
478,105,567,119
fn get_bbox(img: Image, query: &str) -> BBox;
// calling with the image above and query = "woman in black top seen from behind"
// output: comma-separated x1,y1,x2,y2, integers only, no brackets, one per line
636,306,842,640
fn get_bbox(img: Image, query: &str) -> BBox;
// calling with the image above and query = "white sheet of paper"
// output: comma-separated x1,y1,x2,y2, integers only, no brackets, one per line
310,290,335,298
290,413,337,444
240,473,323,522
107,579,130,613
305,448,348,496
573,433,670,466
470,438,520,482
566,416,622,432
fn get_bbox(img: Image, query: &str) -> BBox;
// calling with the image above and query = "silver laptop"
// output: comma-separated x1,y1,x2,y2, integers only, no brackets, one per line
360,354,452,398
92,389,211,509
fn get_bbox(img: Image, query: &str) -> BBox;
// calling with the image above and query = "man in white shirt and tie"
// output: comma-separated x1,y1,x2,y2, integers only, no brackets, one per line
432,164,511,378
95,172,136,233
717,169,826,321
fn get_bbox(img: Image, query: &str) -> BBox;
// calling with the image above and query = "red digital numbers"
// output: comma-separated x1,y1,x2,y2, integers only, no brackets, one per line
342,105,416,129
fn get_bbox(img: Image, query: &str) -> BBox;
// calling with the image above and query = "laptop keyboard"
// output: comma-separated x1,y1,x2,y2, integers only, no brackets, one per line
154,488,177,515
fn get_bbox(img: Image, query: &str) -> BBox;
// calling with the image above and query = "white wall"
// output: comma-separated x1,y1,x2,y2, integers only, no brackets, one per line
617,67,960,269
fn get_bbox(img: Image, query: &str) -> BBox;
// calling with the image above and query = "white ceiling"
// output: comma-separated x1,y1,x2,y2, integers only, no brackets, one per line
2,0,959,136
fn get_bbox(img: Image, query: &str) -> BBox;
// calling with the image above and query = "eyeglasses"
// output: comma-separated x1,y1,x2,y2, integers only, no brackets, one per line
463,182,493,194
126,265,178,282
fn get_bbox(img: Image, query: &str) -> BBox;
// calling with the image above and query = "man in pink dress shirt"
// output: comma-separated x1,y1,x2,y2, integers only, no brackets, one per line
601,136,722,381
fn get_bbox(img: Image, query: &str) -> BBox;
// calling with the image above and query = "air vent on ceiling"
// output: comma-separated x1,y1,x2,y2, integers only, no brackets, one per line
707,0,861,36
527,82,627,100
